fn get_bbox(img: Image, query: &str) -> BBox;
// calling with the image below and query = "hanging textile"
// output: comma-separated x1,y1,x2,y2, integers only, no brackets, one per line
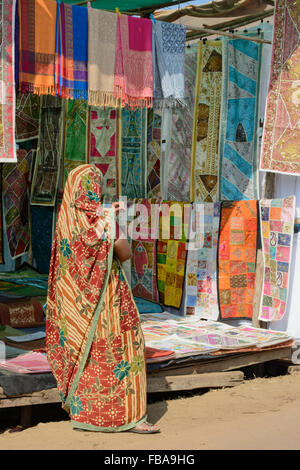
185,202,221,320
163,45,198,201
2,149,32,259
260,0,300,175
46,165,147,431
89,106,121,198
157,201,190,308
15,94,40,142
130,198,160,302
31,205,54,274
190,40,222,202
218,35,263,200
63,100,88,184
55,3,88,100
0,0,17,163
30,96,63,206
0,165,3,264
146,108,162,197
152,20,186,108
88,9,118,107
114,15,153,109
120,108,147,199
259,195,295,322
18,0,57,96
218,200,258,319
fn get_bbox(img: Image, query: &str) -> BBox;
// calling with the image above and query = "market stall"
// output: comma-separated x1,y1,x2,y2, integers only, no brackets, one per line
0,0,299,426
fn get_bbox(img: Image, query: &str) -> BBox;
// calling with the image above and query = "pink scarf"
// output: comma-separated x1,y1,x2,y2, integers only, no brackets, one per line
114,15,153,109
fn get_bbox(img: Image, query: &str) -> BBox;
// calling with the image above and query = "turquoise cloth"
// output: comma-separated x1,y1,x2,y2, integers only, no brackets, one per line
134,297,163,314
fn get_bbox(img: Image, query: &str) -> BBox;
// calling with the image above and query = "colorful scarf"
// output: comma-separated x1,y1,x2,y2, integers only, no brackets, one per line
18,0,57,96
15,94,40,142
2,149,32,259
185,202,221,320
46,164,147,431
120,107,147,199
55,3,88,100
260,0,300,176
152,20,186,108
114,15,153,109
88,9,118,107
218,200,258,319
146,108,162,198
89,106,121,198
0,0,17,163
63,100,88,184
157,201,190,309
191,40,222,202
218,35,262,200
30,96,62,206
163,45,198,201
130,198,160,302
259,196,295,322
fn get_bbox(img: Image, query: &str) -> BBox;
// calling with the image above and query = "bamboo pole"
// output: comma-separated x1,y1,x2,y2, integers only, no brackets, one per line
185,25,271,44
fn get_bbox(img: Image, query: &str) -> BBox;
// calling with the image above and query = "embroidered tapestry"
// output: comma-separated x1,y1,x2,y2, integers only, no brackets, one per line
63,100,88,185
219,35,263,200
163,45,198,201
157,201,190,308
191,41,222,202
130,198,160,302
259,196,295,322
15,94,40,142
31,205,54,273
218,200,258,319
260,0,300,175
120,107,147,199
2,149,33,259
0,0,17,162
146,108,162,198
185,202,221,320
89,106,120,198
30,96,62,206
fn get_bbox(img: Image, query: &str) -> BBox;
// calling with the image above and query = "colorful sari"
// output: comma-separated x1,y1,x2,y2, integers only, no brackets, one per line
46,165,147,431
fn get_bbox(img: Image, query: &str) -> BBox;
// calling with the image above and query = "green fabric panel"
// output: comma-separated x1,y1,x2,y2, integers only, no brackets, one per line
60,0,172,12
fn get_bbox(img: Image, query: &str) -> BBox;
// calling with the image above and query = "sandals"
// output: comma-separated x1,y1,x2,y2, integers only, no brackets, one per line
128,421,160,434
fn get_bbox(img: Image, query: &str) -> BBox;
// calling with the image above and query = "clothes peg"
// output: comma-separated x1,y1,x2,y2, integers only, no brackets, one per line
115,7,121,16
150,13,156,23
202,38,207,44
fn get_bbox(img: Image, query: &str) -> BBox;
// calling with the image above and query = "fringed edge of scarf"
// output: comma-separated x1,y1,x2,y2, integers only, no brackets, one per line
56,85,88,101
88,90,120,108
153,97,188,109
20,83,56,96
114,85,153,110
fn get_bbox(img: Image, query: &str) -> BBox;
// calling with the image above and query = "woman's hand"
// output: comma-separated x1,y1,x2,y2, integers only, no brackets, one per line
112,200,126,214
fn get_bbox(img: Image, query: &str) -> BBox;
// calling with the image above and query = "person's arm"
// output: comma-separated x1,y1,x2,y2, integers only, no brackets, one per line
113,221,132,263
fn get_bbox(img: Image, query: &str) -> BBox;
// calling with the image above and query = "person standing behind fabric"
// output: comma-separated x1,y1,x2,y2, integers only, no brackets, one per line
46,164,159,433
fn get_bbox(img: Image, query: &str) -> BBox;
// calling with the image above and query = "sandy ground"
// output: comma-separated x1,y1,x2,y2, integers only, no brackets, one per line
1,372,300,450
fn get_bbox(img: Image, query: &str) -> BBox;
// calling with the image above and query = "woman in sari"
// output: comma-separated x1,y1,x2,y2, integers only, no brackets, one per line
46,164,159,433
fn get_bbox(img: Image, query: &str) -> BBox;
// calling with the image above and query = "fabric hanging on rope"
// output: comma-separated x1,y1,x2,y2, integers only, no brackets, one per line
63,100,88,184
89,106,121,198
260,0,300,176
146,108,162,198
0,165,3,264
15,94,40,142
88,9,118,107
31,205,54,274
120,107,147,199
190,41,222,203
18,0,57,96
30,96,63,206
152,20,186,108
130,198,160,302
2,149,32,259
0,0,17,163
259,195,295,322
163,45,198,201
157,201,190,309
218,34,263,200
218,200,258,319
114,14,153,109
185,202,221,320
55,3,88,100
